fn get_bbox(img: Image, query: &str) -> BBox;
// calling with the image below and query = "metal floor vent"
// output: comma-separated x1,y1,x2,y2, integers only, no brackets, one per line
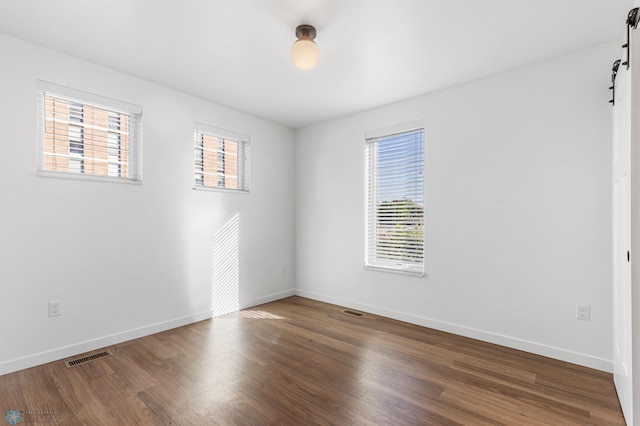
64,350,113,368
342,309,365,318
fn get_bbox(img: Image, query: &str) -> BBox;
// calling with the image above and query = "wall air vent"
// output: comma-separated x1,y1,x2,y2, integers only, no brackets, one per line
64,350,113,368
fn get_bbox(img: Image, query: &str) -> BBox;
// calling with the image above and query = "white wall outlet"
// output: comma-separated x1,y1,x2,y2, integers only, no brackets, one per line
576,304,590,321
48,300,62,317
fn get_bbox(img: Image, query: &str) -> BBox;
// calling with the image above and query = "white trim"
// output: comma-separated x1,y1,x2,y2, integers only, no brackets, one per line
0,289,295,376
365,120,424,140
194,122,250,143
295,289,613,373
0,310,211,377
192,186,249,194
364,265,424,277
0,289,613,376
5,288,608,376
37,80,142,115
36,170,143,185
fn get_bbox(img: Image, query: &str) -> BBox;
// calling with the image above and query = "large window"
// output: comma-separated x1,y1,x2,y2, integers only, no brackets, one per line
36,81,142,183
365,122,425,275
194,123,250,192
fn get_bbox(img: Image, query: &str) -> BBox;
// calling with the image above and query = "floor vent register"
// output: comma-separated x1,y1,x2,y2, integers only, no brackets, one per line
64,350,113,368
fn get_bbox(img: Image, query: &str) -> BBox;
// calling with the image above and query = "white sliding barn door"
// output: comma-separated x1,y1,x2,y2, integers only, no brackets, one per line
613,56,633,425
613,15,640,424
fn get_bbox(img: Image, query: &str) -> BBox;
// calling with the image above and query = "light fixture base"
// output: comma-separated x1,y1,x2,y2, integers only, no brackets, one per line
295,25,317,40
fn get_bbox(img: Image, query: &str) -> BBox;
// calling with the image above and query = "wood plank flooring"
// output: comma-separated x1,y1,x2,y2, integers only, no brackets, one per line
0,296,625,425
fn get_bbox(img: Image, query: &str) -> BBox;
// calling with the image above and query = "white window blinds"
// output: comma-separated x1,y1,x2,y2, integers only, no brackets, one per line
365,123,425,275
194,123,250,192
36,81,142,183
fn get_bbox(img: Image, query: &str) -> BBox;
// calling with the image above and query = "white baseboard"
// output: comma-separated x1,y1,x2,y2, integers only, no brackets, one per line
2,288,610,375
0,310,213,377
295,289,613,373
0,289,296,376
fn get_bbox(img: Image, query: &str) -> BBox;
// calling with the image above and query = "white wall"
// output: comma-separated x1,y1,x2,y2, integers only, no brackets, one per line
0,33,296,375
295,42,616,371
0,29,618,375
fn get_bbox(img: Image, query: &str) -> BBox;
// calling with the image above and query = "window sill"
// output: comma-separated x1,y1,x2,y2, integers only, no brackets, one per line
364,264,424,277
36,170,142,185
192,186,250,194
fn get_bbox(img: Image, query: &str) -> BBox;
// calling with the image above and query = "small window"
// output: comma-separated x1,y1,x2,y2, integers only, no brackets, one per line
36,81,142,183
365,122,425,275
194,123,250,192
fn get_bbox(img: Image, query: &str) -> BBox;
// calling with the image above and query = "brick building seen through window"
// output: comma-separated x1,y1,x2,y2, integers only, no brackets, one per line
43,95,131,179
194,126,249,192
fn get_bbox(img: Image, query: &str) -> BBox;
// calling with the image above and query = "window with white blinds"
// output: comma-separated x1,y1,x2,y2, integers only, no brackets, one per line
365,122,425,275
193,123,250,192
36,81,142,183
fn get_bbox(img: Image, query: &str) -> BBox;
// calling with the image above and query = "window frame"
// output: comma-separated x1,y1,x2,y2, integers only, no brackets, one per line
364,121,425,276
193,122,251,193
36,80,143,184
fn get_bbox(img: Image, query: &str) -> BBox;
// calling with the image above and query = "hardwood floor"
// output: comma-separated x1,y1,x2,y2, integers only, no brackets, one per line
0,296,625,425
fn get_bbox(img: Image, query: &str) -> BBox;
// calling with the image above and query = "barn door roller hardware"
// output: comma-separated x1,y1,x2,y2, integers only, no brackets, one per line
623,8,639,69
610,59,621,106
610,8,640,106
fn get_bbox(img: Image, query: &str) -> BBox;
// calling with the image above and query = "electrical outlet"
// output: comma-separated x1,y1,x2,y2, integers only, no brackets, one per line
576,304,590,321
48,300,62,317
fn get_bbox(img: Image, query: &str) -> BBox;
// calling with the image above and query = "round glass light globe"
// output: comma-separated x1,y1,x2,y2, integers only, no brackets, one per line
291,39,319,71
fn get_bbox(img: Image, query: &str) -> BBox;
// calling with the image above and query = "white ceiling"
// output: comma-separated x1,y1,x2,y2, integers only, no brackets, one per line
0,0,631,129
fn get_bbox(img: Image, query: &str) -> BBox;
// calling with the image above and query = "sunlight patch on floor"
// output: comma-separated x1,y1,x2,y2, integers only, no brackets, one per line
217,309,285,320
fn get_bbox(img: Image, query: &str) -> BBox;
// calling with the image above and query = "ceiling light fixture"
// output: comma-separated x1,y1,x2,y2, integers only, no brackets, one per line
291,24,319,71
